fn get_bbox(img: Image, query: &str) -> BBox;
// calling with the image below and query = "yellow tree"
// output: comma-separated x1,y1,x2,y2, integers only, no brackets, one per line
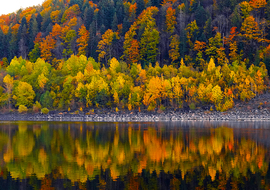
211,85,223,110
169,34,180,67
185,20,199,48
240,1,253,19
241,15,261,41
97,29,119,65
143,76,168,109
171,76,183,107
255,69,265,94
77,24,89,56
13,81,36,108
50,10,61,23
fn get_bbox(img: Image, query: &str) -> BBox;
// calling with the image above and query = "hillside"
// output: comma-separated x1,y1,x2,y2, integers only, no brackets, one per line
0,0,269,67
0,0,269,112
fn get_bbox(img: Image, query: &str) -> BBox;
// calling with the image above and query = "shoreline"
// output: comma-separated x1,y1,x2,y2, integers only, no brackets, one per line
2,92,270,122
0,108,269,122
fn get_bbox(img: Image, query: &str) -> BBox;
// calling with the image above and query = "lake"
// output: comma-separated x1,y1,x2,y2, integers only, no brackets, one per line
0,121,270,189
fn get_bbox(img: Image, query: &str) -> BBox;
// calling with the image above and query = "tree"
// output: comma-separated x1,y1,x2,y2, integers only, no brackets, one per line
61,4,81,24
185,20,199,48
40,35,56,62
97,29,119,64
13,81,35,108
62,30,76,59
165,7,176,34
169,34,180,66
241,16,261,41
28,43,41,63
249,0,267,9
28,14,39,51
77,24,89,56
3,74,14,110
128,39,140,64
143,76,168,109
140,27,160,66
205,32,224,64
122,24,138,64
240,1,253,19
50,10,61,23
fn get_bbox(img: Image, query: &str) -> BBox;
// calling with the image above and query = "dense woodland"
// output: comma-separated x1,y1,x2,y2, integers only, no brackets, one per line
0,0,269,112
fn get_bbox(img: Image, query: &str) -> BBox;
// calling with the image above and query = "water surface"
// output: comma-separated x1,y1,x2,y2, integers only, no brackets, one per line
0,121,270,189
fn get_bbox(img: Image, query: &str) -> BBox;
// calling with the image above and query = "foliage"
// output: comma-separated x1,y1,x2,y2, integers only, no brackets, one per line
33,101,42,113
41,108,49,114
0,0,268,112
18,105,28,113
0,124,269,189
13,81,35,108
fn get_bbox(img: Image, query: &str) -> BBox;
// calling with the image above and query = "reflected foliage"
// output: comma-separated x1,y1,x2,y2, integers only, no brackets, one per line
0,122,269,189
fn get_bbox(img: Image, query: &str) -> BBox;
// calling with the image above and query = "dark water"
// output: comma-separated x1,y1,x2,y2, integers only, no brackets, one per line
0,121,270,189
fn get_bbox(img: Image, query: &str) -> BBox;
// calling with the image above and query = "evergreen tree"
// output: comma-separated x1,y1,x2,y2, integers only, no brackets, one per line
0,28,5,58
36,13,43,31
112,12,118,31
28,14,39,51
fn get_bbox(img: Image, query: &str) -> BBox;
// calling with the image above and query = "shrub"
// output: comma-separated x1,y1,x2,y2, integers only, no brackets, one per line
18,105,28,113
33,101,42,113
41,108,49,114
189,103,196,110
147,104,155,111
80,107,83,112
75,110,79,114
115,107,119,112
160,105,166,111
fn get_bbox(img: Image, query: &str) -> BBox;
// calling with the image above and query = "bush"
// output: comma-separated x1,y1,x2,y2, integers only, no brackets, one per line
18,105,28,113
41,108,49,114
33,101,42,113
160,105,166,111
189,102,196,110
147,104,155,111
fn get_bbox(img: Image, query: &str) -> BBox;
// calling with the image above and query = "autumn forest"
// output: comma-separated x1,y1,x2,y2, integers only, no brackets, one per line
0,0,269,112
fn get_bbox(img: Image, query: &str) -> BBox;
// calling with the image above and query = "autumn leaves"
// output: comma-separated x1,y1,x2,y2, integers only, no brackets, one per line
0,54,266,112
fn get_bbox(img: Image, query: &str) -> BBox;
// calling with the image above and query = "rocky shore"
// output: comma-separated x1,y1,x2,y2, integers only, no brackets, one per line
0,107,269,122
0,93,270,122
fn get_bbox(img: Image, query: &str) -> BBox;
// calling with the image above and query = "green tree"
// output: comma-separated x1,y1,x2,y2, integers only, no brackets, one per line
140,27,159,67
28,43,41,63
62,30,76,59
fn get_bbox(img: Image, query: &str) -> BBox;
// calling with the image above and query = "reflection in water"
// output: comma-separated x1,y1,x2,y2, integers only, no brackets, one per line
0,121,269,189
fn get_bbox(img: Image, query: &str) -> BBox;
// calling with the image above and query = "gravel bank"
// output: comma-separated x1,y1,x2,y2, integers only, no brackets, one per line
0,109,268,122
1,93,270,122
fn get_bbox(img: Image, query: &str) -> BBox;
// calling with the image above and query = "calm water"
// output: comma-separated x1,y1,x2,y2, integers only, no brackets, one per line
0,121,270,189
